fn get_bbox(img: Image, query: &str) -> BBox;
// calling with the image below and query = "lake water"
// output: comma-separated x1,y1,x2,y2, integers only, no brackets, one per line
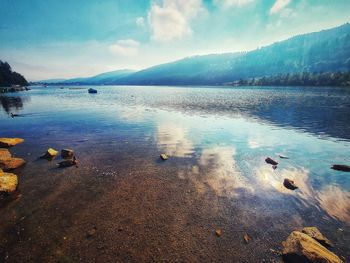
0,85,350,262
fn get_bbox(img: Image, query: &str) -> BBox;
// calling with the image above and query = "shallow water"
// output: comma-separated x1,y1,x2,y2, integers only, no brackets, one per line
0,85,349,262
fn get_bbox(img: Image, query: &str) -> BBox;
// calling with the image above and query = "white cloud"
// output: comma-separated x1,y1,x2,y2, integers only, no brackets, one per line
270,0,291,15
109,39,140,56
136,17,145,27
147,0,204,42
214,0,254,8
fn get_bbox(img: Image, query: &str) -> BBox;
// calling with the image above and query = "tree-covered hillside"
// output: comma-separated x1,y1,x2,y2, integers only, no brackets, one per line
113,23,350,85
0,61,28,87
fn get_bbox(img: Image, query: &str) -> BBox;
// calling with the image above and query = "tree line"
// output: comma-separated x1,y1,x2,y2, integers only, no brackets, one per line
235,72,350,87
0,60,28,87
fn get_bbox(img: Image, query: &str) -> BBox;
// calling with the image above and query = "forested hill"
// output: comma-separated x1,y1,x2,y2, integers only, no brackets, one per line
112,23,350,85
0,61,28,87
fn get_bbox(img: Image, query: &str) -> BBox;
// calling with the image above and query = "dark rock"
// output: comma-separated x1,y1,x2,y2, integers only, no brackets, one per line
283,178,298,190
86,227,97,238
265,157,278,166
61,149,74,159
331,164,350,172
88,88,97,94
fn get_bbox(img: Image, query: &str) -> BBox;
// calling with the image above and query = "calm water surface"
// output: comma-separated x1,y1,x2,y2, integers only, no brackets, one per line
0,86,349,262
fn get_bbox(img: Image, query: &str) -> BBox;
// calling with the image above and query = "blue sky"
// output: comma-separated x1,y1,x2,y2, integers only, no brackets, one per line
0,0,349,80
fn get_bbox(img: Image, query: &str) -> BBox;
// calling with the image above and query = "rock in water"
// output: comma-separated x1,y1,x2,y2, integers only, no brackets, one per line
302,227,333,248
283,178,298,190
86,227,97,238
0,157,26,171
0,138,24,148
243,233,251,244
160,153,168,160
215,229,222,237
40,148,58,161
61,149,74,159
265,157,278,166
282,231,343,263
0,149,12,159
88,88,97,94
331,164,350,172
0,169,18,193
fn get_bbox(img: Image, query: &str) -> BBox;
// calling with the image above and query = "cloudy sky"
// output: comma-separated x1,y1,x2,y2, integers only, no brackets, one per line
0,0,349,80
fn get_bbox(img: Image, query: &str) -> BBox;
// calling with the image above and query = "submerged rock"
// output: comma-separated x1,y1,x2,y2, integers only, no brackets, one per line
0,169,18,193
61,149,74,159
243,233,251,244
265,157,278,166
331,164,350,172
160,153,168,160
283,178,298,190
282,231,343,263
0,157,26,171
215,229,222,237
57,156,78,168
0,149,11,159
302,227,333,248
0,138,24,148
40,148,58,161
86,227,97,238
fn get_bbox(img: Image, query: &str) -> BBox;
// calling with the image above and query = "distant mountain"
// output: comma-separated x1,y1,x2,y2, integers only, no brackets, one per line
38,70,135,85
112,23,350,85
38,78,66,83
0,60,28,87
39,23,350,86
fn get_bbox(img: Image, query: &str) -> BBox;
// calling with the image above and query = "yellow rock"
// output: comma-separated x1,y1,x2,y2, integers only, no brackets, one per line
40,148,58,160
0,157,26,171
282,231,343,263
0,171,18,193
0,148,12,159
0,138,24,148
160,153,168,160
215,229,222,237
302,227,333,247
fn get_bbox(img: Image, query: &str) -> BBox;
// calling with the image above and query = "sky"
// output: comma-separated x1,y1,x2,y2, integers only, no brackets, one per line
0,0,349,81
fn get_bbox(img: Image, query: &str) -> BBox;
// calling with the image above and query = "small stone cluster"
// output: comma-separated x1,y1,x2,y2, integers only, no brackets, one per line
0,138,26,194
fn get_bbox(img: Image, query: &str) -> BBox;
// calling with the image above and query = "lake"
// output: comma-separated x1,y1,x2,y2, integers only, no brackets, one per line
0,85,349,262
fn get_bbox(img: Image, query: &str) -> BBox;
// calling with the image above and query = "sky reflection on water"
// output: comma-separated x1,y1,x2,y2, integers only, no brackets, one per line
1,85,350,225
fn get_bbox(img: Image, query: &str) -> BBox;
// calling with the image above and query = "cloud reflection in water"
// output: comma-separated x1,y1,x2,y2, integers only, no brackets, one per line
255,165,350,223
317,186,350,223
186,146,251,197
156,123,194,157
